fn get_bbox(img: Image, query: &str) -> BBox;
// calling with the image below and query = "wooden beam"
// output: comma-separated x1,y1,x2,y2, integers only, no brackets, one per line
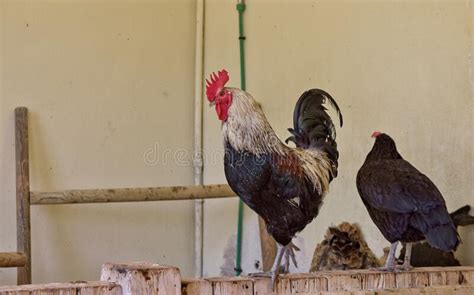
258,217,276,272
355,285,474,295
0,252,26,268
281,267,474,293
101,262,181,295
0,281,121,295
15,107,31,284
30,184,236,205
207,277,253,295
183,266,474,294
182,277,253,295
181,278,212,295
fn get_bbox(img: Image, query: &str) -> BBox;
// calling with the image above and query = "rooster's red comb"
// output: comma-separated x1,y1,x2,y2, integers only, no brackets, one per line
206,69,229,101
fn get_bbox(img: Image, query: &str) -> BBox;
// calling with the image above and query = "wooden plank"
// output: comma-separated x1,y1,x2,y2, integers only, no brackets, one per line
316,267,474,292
31,184,235,205
0,252,26,268
252,277,275,295
207,277,253,295
254,267,474,294
181,278,212,295
15,107,31,284
257,217,276,272
101,262,181,295
325,285,474,295
0,281,121,295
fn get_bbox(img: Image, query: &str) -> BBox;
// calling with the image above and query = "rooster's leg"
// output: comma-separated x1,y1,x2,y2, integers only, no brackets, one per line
270,243,286,289
397,242,412,270
378,242,398,271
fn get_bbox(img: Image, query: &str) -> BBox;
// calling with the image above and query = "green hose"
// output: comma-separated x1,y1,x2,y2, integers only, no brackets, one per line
235,1,246,276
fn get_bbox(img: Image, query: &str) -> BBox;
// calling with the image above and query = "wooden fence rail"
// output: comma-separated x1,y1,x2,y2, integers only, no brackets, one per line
30,184,235,205
0,252,26,268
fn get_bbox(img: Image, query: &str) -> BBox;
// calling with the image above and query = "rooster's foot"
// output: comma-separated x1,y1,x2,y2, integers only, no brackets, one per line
283,242,300,273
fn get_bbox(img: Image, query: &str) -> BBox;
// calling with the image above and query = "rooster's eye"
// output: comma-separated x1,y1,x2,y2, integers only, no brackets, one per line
219,90,225,97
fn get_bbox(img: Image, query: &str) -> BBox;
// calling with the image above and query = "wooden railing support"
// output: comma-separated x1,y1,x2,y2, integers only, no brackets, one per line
0,252,27,268
15,107,31,284
31,184,235,205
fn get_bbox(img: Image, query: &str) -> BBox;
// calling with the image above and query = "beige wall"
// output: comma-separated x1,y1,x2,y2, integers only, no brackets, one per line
0,0,197,284
0,0,472,285
202,0,473,275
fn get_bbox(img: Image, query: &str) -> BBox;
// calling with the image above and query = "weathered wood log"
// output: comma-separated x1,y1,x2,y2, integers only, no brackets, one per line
181,278,212,295
0,281,121,295
251,266,474,294
182,277,254,295
207,277,254,295
101,262,181,295
0,252,27,267
15,107,31,284
325,285,474,295
31,184,235,205
278,267,474,292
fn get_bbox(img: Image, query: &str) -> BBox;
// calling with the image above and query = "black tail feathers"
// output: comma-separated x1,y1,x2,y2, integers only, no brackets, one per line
450,205,474,227
285,89,343,166
425,223,460,252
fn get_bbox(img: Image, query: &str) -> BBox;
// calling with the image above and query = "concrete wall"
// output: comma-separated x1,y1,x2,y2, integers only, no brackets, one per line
0,0,472,285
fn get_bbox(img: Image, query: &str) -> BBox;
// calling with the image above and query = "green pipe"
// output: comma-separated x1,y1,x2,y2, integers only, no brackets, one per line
235,0,246,277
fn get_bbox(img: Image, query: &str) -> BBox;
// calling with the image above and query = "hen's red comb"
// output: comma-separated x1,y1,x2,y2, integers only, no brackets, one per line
371,131,382,138
206,69,229,101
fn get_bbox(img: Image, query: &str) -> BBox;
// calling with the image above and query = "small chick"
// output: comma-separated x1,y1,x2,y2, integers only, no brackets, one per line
310,222,381,271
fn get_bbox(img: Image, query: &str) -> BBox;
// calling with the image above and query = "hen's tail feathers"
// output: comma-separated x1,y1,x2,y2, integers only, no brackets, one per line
285,89,343,167
450,205,474,227
425,223,460,252
411,206,460,252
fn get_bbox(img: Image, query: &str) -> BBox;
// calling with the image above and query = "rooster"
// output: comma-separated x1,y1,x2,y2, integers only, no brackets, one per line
206,70,343,284
356,132,459,271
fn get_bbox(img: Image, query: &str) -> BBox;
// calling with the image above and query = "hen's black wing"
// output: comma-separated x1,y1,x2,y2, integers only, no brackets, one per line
357,160,445,214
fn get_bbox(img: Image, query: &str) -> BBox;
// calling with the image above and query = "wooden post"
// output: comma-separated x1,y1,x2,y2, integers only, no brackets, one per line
101,262,181,295
207,277,254,295
0,252,27,268
0,281,121,295
341,285,474,295
257,217,276,272
254,267,474,294
181,278,212,295
15,107,31,285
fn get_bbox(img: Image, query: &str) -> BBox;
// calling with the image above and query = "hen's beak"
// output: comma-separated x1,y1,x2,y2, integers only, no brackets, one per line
209,100,216,107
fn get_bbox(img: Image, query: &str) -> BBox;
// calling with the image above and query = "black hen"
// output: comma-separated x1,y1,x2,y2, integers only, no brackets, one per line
356,132,459,270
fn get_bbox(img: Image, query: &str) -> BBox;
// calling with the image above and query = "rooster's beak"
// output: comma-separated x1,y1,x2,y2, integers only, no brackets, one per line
209,100,216,107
